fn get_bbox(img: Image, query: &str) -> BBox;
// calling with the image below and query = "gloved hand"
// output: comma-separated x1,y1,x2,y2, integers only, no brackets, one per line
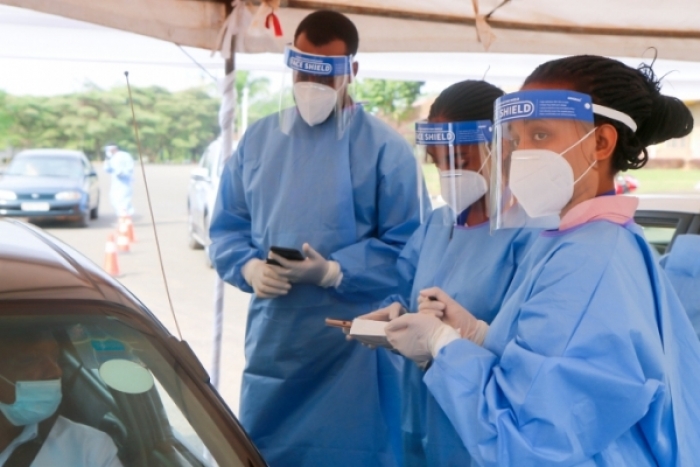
269,243,341,288
417,287,489,345
385,313,460,367
346,302,407,343
242,258,291,299
357,302,407,322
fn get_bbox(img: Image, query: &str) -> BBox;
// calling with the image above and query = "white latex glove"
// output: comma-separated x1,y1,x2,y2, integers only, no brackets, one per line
417,287,489,345
385,313,460,366
269,243,341,287
357,302,407,322
242,258,291,299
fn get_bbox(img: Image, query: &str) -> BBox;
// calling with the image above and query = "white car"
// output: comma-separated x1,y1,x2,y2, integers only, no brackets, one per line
187,139,237,266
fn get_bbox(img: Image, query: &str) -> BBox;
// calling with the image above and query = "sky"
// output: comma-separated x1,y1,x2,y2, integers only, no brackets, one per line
2,4,700,100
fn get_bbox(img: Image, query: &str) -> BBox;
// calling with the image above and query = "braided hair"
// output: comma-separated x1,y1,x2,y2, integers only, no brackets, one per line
524,55,693,172
429,80,504,122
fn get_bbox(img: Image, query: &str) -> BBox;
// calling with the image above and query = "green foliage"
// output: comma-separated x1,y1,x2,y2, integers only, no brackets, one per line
354,79,424,125
235,70,277,130
0,91,10,147
0,85,220,162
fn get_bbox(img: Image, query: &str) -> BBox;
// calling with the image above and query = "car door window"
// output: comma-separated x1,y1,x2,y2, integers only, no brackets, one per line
0,303,260,467
635,210,693,254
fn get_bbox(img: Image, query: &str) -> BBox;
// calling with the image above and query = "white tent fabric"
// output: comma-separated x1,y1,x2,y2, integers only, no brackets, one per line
2,0,699,61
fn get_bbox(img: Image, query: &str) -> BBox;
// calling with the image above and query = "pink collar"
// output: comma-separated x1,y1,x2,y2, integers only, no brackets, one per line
559,195,639,231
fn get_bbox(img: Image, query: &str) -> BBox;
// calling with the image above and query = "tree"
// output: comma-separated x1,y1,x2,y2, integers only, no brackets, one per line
2,85,221,162
234,70,276,133
0,91,10,148
354,79,424,127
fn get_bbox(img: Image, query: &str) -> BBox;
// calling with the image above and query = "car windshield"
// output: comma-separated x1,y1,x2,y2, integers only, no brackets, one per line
0,301,256,467
6,156,84,179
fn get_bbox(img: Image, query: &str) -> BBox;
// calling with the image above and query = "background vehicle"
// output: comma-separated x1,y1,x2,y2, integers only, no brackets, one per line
0,149,100,227
0,218,267,467
187,139,237,266
615,174,640,194
634,193,700,254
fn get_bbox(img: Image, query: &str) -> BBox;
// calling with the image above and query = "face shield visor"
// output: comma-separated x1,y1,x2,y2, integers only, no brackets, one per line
280,46,356,139
491,90,620,231
416,120,492,226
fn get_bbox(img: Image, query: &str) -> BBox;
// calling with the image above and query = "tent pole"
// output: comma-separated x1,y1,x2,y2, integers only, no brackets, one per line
211,1,236,391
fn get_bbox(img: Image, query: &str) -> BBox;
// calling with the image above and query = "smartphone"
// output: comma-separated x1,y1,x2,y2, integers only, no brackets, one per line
267,246,305,266
325,318,352,330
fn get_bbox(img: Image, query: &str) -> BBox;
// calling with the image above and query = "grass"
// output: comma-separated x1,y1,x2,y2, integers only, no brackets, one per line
419,164,700,197
631,168,700,194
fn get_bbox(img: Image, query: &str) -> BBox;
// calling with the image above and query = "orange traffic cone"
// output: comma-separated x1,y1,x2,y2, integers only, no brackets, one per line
124,216,136,243
103,234,120,277
116,221,131,253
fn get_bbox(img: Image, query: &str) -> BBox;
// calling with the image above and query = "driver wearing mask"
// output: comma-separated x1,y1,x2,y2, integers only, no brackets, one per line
0,331,122,466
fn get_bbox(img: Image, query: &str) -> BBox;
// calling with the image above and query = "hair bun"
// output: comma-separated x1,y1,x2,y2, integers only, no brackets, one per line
637,94,694,147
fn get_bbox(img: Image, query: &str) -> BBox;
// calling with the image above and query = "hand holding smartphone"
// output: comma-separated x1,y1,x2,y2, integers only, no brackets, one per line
267,246,305,266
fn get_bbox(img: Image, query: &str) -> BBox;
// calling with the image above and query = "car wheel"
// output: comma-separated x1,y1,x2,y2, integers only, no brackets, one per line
74,210,90,228
187,209,204,250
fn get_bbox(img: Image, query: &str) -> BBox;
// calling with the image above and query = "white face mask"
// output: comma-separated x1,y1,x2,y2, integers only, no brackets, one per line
293,82,339,126
439,170,488,214
509,128,597,218
0,376,62,426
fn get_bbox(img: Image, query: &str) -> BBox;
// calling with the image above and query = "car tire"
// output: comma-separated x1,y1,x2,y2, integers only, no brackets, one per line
188,210,204,250
74,210,90,228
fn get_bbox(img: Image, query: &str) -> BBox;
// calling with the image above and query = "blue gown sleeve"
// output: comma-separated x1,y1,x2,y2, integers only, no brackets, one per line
660,234,700,338
424,237,664,467
208,142,259,293
330,149,430,302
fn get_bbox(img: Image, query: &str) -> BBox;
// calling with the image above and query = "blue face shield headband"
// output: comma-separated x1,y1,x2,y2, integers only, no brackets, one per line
415,120,493,146
285,47,353,78
495,90,637,131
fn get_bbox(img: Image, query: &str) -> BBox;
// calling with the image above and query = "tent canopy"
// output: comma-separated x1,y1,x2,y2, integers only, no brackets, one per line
1,0,698,61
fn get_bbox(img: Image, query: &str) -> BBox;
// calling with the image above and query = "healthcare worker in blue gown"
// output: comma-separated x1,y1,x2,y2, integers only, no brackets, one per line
385,55,700,466
358,80,541,467
208,10,428,467
661,234,700,339
103,144,134,217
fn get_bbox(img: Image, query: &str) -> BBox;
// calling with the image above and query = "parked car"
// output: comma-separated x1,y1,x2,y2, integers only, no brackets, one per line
615,174,639,194
634,193,700,255
0,218,267,467
0,149,100,227
188,139,237,266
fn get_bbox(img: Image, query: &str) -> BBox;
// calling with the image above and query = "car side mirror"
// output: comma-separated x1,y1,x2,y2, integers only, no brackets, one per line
191,167,209,182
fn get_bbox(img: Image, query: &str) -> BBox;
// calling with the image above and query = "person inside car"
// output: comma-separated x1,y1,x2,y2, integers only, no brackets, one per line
0,330,122,466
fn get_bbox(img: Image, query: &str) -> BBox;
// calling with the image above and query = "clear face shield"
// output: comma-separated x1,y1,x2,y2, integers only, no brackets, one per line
415,121,493,226
490,90,624,231
280,46,356,139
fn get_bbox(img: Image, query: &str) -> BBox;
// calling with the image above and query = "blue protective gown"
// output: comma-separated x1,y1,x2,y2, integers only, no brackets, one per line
209,107,428,467
661,234,700,339
381,207,540,466
103,151,134,216
425,217,700,466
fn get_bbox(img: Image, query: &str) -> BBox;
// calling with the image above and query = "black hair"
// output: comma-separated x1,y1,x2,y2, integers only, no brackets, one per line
524,55,694,172
429,80,504,122
294,10,359,56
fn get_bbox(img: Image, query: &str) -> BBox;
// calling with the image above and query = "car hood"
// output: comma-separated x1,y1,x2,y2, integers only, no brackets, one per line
0,175,82,193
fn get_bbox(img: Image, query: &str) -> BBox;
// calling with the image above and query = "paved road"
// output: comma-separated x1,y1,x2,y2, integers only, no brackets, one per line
42,162,250,415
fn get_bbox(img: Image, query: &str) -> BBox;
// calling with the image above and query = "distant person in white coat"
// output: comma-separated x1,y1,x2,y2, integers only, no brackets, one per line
103,144,134,217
